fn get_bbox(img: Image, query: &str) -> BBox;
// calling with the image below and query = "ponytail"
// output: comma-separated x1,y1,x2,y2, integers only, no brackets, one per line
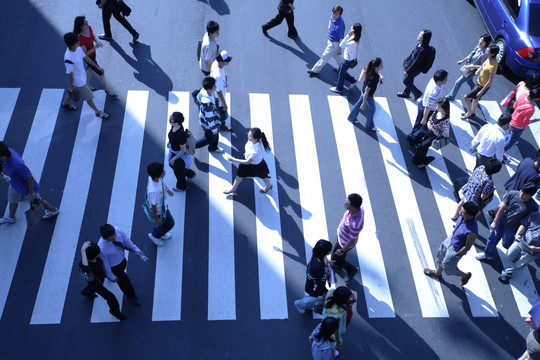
250,127,271,152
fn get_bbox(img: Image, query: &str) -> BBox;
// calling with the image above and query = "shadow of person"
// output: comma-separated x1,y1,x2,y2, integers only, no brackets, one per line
197,0,230,15
267,36,319,66
109,40,173,99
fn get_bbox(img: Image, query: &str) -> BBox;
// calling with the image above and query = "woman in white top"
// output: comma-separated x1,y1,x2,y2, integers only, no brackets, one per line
330,23,362,94
224,128,272,196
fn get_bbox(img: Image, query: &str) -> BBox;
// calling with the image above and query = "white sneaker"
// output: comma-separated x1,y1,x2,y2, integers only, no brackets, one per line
293,300,305,314
148,233,164,246
42,208,59,219
0,217,16,225
161,232,172,240
475,252,493,261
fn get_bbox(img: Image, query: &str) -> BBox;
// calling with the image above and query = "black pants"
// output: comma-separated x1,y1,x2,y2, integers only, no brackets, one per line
111,258,137,299
330,241,356,276
413,130,437,165
102,7,136,37
82,281,120,313
475,153,495,169
196,129,219,151
262,10,298,37
402,69,423,99
169,156,187,190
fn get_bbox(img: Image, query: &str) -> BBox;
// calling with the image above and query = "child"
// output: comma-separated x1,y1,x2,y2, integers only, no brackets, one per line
309,317,340,360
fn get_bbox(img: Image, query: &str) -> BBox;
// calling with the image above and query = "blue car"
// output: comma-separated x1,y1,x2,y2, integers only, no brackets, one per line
474,0,540,78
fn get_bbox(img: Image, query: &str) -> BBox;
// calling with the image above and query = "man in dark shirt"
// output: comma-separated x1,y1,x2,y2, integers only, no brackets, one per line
477,182,538,261
97,0,139,42
397,30,432,101
78,241,125,320
262,0,298,38
505,157,540,192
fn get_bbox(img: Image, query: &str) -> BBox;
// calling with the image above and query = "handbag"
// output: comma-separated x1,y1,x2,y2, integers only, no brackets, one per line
431,136,450,150
185,129,196,156
349,59,358,69
459,65,474,78
25,199,45,229
141,180,166,227
500,83,520,107
118,0,132,16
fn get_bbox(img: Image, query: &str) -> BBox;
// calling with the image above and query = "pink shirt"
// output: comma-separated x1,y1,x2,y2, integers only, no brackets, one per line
337,208,364,248
511,93,536,129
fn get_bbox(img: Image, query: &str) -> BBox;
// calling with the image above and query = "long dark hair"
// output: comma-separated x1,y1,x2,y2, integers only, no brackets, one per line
351,23,362,43
421,30,432,46
437,98,450,116
314,317,339,342
365,57,382,79
250,128,271,151
325,286,352,311
73,16,86,35
311,240,332,262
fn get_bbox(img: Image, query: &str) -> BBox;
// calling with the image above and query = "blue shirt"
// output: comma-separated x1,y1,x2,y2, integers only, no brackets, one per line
451,216,478,250
98,227,141,281
2,148,39,196
327,16,345,42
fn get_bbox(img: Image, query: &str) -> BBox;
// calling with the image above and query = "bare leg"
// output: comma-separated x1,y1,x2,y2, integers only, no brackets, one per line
62,93,71,106
463,95,472,115
260,178,273,193
434,265,443,276
8,202,18,218
224,176,243,194
87,99,101,114
470,98,479,115
99,74,114,95
86,67,92,87
518,349,530,360
41,199,56,211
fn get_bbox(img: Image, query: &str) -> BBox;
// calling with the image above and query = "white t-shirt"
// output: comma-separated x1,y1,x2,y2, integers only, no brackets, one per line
245,140,264,165
64,47,87,87
147,176,165,215
210,61,227,97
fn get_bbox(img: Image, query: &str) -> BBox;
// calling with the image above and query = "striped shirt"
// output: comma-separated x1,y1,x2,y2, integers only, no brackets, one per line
422,78,445,109
337,208,364,248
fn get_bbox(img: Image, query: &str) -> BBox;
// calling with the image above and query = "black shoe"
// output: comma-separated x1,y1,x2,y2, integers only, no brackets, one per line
98,34,112,41
109,310,127,320
397,92,410,99
498,274,510,284
288,33,299,39
413,93,423,101
262,26,268,37
186,169,196,178
307,70,319,77
81,291,97,299
129,297,141,306
425,156,435,165
132,32,140,42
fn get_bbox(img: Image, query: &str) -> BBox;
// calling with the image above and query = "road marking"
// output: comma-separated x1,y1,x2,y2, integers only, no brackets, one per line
249,93,288,319
0,88,20,138
30,91,106,324
91,90,149,322
327,96,395,318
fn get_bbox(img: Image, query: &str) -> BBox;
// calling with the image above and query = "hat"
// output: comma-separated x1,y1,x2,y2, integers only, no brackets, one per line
217,50,232,63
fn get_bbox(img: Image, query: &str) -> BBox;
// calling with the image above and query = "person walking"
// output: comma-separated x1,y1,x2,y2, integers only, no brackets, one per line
446,34,491,100
470,113,511,168
210,50,233,131
261,0,298,38
462,44,499,119
78,241,125,320
0,142,59,225
412,98,451,168
309,317,340,360
199,21,220,76
307,5,345,77
331,193,364,284
97,224,143,306
146,162,175,246
73,16,116,97
168,112,195,192
322,286,355,346
397,30,433,100
96,0,139,42
424,201,479,286
504,74,540,114
61,33,110,119
195,77,222,152
223,128,273,196
329,23,362,94
505,88,540,151
294,239,332,314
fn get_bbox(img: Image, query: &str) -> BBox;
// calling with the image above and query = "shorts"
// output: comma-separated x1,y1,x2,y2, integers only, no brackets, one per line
435,237,462,276
86,55,104,76
8,185,41,203
465,85,489,100
75,84,94,102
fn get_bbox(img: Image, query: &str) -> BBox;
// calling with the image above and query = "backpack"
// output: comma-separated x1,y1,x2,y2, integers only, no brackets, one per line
422,46,436,74
185,129,196,155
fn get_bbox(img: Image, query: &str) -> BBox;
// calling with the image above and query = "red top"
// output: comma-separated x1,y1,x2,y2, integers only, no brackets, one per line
78,26,95,55
511,93,536,129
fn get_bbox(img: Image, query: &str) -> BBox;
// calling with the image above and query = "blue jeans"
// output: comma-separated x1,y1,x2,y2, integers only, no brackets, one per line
348,93,375,129
152,209,175,238
294,294,324,311
501,241,539,279
335,59,356,91
447,74,475,99
483,220,516,258
504,125,524,151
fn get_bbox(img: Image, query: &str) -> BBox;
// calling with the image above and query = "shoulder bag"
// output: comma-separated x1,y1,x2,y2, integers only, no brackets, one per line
25,199,45,229
141,180,166,227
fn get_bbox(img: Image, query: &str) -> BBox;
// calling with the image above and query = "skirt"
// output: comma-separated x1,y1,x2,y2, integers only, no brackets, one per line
237,160,270,179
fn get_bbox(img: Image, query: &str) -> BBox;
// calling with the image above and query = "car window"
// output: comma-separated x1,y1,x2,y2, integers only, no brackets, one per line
502,0,521,19
530,4,540,36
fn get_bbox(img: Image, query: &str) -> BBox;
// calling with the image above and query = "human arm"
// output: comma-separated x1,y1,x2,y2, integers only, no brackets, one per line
215,90,228,112
490,202,508,230
455,232,477,257
117,228,143,255
480,180,495,200
360,86,371,110
226,155,253,165
404,46,427,74
169,143,187,166
515,224,527,242
420,106,433,126
80,241,91,266
83,56,103,73
27,176,35,202
100,253,117,282
339,34,351,48
476,72,496,97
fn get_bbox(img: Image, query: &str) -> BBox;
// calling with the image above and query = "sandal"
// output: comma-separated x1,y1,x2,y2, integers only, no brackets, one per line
260,185,273,193
96,111,110,120
62,103,77,111
460,272,472,286
223,190,237,197
424,268,442,280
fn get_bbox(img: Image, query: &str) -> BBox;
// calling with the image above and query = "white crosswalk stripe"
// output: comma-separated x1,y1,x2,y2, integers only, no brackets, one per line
1,88,539,324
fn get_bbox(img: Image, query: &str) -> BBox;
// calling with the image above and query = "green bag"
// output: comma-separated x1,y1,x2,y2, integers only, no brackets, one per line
142,180,166,227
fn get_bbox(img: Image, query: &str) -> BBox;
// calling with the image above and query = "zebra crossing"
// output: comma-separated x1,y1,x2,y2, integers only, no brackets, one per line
1,87,540,324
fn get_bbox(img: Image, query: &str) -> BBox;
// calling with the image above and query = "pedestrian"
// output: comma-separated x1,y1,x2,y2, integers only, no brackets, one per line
452,159,502,221
329,23,362,94
446,34,491,100
168,112,195,192
97,224,143,306
322,286,355,346
210,50,233,131
73,16,116,97
504,156,540,192
412,98,451,168
198,21,220,76
331,193,364,284
518,329,540,360
347,57,384,131
504,74,540,114
406,69,448,146
261,0,298,38
476,182,538,261
195,77,222,152
61,32,110,119
397,30,433,101
294,239,333,314
0,142,59,225
498,211,540,284
96,0,139,42
78,241,125,320
424,201,479,286
309,317,340,360
505,88,540,151
146,162,175,246
307,5,345,77
223,128,273,196
462,44,499,120
469,113,511,168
